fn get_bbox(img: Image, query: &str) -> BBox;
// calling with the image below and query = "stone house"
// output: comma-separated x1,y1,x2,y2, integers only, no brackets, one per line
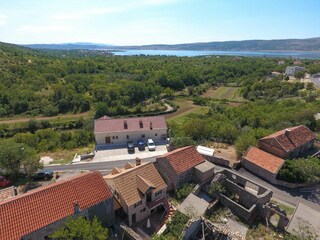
258,125,316,159
104,160,167,227
94,115,167,146
0,172,115,240
242,146,285,182
285,66,305,76
155,146,215,191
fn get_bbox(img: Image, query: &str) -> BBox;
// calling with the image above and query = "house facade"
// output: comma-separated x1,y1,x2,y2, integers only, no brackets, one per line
156,146,214,191
104,160,167,227
94,115,167,146
285,66,305,76
0,172,115,240
258,125,316,159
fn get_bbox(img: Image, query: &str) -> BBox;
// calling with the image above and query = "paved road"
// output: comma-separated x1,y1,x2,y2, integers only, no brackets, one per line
45,159,320,211
44,157,156,172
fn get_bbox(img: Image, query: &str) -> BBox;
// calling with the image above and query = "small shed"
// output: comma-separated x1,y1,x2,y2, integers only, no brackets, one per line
194,160,215,184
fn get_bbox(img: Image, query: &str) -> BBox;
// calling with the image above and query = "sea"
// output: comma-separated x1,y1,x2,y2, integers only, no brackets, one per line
112,49,320,59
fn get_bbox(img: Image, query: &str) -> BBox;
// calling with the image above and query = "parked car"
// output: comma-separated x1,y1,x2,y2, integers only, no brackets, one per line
32,170,54,181
127,141,135,153
0,176,11,187
147,139,156,151
137,140,145,150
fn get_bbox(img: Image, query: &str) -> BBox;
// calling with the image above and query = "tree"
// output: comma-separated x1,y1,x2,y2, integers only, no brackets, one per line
49,216,109,240
21,147,42,179
0,140,41,178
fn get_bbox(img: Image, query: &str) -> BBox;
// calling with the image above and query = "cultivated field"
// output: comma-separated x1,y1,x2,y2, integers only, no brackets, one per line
201,86,245,102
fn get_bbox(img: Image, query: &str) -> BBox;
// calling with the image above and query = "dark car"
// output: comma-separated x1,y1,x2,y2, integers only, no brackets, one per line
127,141,135,153
0,176,11,188
137,140,145,150
32,170,54,181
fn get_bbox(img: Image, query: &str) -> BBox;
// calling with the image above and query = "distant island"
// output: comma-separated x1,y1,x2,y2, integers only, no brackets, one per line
23,37,320,51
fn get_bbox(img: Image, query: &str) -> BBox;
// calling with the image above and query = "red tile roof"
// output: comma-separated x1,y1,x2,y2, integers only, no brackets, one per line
0,172,112,240
159,146,205,174
260,125,316,152
243,146,285,174
94,115,167,133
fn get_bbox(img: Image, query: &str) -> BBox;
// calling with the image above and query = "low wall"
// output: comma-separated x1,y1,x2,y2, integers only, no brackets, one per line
204,155,230,167
271,179,320,189
219,194,256,221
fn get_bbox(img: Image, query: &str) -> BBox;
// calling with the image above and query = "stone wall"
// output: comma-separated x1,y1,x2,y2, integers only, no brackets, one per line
241,158,277,182
203,155,230,167
220,194,257,221
154,158,176,191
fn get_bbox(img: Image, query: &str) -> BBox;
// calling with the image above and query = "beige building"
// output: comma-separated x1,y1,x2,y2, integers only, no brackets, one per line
104,159,167,226
94,115,167,146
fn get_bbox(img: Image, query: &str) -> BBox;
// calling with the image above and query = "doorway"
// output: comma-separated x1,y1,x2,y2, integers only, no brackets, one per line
105,136,111,144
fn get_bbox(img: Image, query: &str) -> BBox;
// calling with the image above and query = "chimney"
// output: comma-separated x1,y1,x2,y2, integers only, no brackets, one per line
73,201,81,215
13,187,18,196
150,122,153,130
285,129,291,137
124,120,128,129
139,120,143,129
136,157,141,166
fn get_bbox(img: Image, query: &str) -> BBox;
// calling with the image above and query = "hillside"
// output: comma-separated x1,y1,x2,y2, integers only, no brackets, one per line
124,37,320,51
23,37,320,51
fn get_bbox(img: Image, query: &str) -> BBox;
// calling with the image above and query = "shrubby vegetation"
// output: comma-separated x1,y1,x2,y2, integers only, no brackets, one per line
175,183,196,201
278,157,320,183
49,216,109,240
2,41,317,118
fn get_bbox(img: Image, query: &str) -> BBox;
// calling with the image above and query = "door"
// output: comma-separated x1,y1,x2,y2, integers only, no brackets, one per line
105,136,111,144
132,213,136,224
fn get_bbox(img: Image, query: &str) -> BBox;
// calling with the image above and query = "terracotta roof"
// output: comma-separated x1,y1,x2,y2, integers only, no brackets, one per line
0,187,15,202
243,146,285,174
0,172,112,240
159,146,205,174
94,115,167,133
104,162,166,206
137,175,156,194
260,125,316,152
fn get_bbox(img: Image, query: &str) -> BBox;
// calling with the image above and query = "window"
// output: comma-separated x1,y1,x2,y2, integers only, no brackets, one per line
126,135,129,139
134,200,142,208
155,133,158,137
150,122,153,130
112,136,115,139
124,121,128,129
139,120,143,128
155,190,163,197
116,136,118,139
141,134,145,138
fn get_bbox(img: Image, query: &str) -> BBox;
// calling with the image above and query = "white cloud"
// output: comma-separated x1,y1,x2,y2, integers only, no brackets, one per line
0,15,8,26
19,24,71,33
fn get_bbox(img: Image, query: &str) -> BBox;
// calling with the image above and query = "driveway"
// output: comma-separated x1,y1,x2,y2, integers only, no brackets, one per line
92,144,167,163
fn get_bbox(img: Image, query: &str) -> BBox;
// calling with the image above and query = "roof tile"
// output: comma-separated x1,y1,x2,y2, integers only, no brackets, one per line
261,125,316,152
94,115,167,133
159,146,205,174
0,171,112,240
243,146,285,174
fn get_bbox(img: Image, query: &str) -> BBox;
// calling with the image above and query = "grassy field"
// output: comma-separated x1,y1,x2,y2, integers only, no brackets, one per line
40,144,95,165
165,98,209,124
201,86,245,102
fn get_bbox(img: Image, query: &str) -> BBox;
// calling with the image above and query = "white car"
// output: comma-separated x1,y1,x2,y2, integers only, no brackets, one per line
147,139,156,151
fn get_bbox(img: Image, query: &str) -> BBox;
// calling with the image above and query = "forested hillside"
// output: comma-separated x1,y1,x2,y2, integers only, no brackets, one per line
2,41,320,119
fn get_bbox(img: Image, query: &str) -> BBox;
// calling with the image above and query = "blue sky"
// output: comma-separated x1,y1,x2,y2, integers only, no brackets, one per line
0,0,319,45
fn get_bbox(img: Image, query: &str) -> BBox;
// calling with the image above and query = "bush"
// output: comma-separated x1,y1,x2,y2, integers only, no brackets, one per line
175,183,196,201
277,157,320,183
163,212,189,239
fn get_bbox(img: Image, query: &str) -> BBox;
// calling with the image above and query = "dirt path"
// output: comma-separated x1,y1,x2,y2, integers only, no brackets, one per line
0,112,90,124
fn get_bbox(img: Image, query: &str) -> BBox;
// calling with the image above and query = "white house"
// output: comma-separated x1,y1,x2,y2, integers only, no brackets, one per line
94,115,167,145
285,66,305,76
